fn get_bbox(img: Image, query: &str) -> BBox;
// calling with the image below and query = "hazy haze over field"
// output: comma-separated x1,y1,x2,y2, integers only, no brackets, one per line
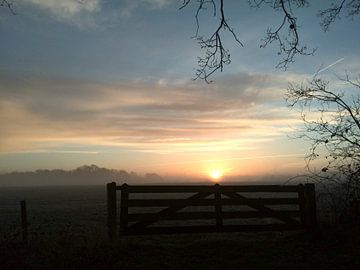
0,164,301,186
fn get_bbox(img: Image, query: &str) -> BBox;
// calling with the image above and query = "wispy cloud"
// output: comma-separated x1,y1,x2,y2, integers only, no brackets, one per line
120,0,170,18
19,0,101,28
143,153,305,167
0,72,300,154
24,0,100,15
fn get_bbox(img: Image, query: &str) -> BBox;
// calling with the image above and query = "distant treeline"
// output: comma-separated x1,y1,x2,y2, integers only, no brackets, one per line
0,165,163,187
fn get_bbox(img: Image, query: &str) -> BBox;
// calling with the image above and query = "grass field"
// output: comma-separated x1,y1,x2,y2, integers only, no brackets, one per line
1,226,359,270
1,186,359,270
0,186,106,234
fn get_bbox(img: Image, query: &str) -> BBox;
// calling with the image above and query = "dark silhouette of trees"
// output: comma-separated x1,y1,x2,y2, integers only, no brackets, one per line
0,165,164,186
181,0,360,82
286,74,360,221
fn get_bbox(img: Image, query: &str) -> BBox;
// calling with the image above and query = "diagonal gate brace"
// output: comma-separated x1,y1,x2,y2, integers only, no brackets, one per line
128,191,213,230
222,191,300,225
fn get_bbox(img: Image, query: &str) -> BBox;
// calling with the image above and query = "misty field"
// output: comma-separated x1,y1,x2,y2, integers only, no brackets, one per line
1,186,359,270
0,186,107,235
1,185,303,234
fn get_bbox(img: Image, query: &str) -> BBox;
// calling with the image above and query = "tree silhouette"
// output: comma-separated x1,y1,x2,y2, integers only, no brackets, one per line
286,74,360,221
319,0,360,31
182,0,360,82
182,0,360,221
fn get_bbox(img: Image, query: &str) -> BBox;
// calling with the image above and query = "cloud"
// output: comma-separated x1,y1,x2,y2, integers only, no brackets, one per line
142,0,169,9
19,0,101,27
0,72,300,154
120,0,170,18
24,0,100,14
15,0,173,29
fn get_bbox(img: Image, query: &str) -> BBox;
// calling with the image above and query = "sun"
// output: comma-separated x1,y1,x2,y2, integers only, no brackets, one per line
209,169,223,180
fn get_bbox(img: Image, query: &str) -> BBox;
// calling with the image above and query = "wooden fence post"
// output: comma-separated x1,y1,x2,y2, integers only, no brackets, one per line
304,183,317,231
20,200,28,242
107,182,117,240
214,183,223,231
297,184,306,228
120,183,129,235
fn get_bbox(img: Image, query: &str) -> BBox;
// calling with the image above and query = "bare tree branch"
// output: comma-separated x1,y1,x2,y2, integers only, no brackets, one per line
181,0,359,82
0,0,16,14
182,0,316,82
181,0,243,83
251,0,315,70
318,0,360,31
286,74,360,217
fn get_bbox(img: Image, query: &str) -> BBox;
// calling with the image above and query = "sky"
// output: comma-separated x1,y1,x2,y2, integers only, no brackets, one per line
0,0,359,179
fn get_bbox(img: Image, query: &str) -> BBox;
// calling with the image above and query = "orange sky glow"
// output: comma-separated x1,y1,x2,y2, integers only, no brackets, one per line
1,1,357,180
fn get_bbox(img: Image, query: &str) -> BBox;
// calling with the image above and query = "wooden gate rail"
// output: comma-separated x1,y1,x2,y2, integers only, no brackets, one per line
106,183,317,239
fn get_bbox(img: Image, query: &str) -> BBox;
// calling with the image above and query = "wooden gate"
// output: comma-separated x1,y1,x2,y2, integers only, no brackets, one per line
107,183,317,238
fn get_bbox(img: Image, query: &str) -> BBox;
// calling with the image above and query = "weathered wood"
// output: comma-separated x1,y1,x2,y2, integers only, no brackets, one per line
107,182,316,237
128,211,217,221
20,200,28,242
220,197,299,205
214,184,223,230
127,198,215,207
124,224,303,235
223,191,300,225
118,185,214,193
220,185,300,192
127,197,299,207
120,183,129,235
297,184,307,227
106,182,117,240
304,183,317,231
127,210,301,222
127,191,213,231
118,185,300,193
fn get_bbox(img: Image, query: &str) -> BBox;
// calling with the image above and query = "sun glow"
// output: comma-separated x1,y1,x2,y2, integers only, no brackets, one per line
209,169,223,180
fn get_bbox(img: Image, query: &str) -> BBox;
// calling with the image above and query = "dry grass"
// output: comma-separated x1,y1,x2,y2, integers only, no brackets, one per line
1,226,359,270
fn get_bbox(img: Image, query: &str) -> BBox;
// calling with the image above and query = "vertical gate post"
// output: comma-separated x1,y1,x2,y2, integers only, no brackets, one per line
304,183,317,231
20,200,28,242
214,183,223,231
120,183,129,235
107,182,117,240
297,184,306,228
